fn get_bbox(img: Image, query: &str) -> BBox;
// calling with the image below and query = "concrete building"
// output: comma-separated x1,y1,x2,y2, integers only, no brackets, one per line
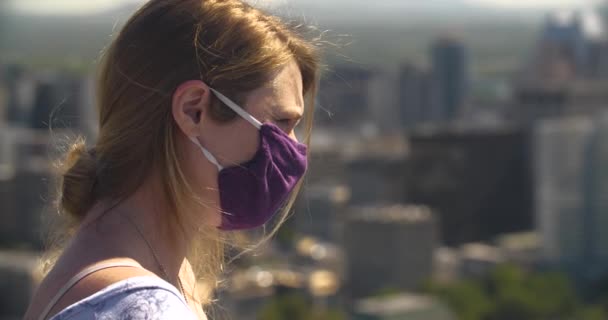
353,293,454,320
586,40,608,79
398,64,439,128
510,79,608,124
345,154,406,207
1,64,35,126
534,116,593,266
29,73,89,131
293,184,350,242
1,127,57,249
368,69,401,131
406,125,533,246
317,66,374,129
533,115,608,279
343,205,438,300
0,251,40,319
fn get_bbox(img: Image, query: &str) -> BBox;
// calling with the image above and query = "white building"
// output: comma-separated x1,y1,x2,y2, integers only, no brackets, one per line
343,205,438,300
534,114,608,276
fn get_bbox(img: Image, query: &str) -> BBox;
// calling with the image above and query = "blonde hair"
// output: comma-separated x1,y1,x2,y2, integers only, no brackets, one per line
44,0,320,310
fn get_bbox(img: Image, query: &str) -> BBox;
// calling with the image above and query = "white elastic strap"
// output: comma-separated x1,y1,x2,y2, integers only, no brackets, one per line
190,137,223,171
209,88,262,130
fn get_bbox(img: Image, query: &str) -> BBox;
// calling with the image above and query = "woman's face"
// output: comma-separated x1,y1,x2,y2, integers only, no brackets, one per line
174,60,305,227
200,60,304,166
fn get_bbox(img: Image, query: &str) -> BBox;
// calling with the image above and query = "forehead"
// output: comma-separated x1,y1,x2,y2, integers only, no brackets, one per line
271,60,303,100
244,60,304,113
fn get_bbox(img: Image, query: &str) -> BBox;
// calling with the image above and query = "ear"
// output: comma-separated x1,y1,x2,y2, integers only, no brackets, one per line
172,80,212,138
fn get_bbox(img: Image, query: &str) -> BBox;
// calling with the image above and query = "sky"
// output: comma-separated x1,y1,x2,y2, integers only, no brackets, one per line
468,0,601,9
5,0,604,15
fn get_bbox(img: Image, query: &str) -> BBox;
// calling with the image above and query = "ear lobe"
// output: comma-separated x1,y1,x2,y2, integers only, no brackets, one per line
172,80,212,138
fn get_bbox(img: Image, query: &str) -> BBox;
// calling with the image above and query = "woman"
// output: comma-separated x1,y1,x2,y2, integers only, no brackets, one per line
24,0,320,319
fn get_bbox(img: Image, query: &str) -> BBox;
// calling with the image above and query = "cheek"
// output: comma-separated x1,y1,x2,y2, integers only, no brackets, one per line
176,137,222,226
183,144,207,186
212,121,260,166
231,126,259,163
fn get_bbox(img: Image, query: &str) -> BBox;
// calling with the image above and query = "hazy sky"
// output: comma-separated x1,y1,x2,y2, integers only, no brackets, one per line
6,0,603,15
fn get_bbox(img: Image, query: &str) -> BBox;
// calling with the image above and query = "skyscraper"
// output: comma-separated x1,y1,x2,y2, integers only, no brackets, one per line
406,125,533,246
582,114,608,276
1,64,35,126
535,117,592,266
317,66,373,129
541,12,588,72
29,74,86,130
534,115,608,279
431,36,469,122
398,64,438,127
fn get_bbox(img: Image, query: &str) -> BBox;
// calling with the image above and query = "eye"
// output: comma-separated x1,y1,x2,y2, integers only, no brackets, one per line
274,117,301,128
276,118,293,126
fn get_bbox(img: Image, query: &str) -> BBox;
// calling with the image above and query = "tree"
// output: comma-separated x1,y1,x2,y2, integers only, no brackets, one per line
258,293,345,320
424,280,493,320
424,264,586,320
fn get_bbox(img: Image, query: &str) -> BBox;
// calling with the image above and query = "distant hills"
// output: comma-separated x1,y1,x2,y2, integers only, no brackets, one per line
0,1,544,74
279,0,544,25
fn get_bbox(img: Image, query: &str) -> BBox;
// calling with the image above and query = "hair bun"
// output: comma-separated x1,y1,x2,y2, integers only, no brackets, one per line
59,139,98,220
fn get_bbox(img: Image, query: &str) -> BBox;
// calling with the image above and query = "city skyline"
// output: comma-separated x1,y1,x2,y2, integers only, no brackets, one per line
3,0,608,318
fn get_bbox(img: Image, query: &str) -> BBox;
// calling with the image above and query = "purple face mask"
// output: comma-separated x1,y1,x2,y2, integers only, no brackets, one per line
189,88,308,230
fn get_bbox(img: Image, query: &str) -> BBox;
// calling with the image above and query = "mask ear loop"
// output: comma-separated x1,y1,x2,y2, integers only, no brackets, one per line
209,88,262,130
189,137,223,171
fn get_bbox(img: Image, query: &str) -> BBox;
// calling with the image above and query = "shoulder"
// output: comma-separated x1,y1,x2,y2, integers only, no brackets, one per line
51,277,196,320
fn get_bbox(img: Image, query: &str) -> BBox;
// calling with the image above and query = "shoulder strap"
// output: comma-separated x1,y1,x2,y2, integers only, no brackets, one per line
38,261,143,320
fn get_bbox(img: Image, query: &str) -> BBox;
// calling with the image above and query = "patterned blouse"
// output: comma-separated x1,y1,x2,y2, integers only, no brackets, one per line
49,276,202,320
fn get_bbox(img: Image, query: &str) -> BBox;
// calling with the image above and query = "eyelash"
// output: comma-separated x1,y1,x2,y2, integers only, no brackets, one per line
275,118,300,127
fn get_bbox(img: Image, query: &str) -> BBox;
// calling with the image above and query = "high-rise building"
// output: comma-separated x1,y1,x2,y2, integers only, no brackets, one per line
431,36,469,122
0,71,7,124
586,116,608,274
406,125,534,246
510,78,608,124
539,12,588,74
2,127,56,249
522,10,604,81
586,40,608,79
29,73,87,130
317,66,374,129
534,115,608,279
599,1,608,26
345,151,406,206
1,64,35,126
0,164,16,246
398,64,438,127
292,184,349,242
343,205,438,300
368,70,400,131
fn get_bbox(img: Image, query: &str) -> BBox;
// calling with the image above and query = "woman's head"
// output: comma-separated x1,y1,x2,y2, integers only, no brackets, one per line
174,59,309,230
55,0,320,303
61,0,319,220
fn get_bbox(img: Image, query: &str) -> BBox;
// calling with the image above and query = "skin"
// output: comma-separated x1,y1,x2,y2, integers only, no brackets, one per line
24,60,304,320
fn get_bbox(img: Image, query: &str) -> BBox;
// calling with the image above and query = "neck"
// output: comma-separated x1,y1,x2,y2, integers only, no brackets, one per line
80,171,221,306
80,174,195,288
117,176,190,280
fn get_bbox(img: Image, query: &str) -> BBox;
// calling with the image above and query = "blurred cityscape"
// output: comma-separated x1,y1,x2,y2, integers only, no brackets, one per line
2,1,608,319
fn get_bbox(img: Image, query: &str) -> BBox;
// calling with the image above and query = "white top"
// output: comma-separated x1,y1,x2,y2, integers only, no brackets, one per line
47,276,199,320
38,261,201,320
